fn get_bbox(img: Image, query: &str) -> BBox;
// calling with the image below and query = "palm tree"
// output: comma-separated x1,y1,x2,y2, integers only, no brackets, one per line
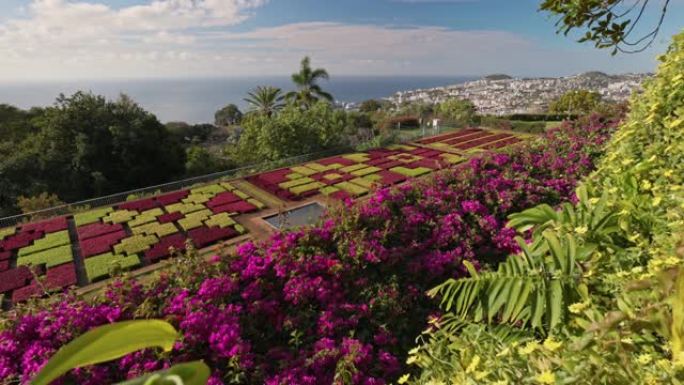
243,86,284,117
285,57,333,108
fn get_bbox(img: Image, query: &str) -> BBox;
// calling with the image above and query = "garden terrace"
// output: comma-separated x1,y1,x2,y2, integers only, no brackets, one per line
0,128,529,308
416,128,527,153
245,143,467,201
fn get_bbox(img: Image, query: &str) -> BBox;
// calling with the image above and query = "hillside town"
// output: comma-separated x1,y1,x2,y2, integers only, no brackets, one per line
382,72,649,115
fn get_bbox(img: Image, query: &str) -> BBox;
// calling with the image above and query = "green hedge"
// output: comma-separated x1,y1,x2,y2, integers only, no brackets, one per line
113,234,158,255
74,207,114,226
18,231,70,257
480,116,547,134
85,252,141,282
17,245,73,268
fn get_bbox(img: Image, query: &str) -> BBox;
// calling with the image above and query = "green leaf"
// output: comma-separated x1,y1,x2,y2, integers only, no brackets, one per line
115,361,211,385
32,320,179,385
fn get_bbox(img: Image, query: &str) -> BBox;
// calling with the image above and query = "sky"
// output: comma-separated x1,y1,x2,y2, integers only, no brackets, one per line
0,0,682,81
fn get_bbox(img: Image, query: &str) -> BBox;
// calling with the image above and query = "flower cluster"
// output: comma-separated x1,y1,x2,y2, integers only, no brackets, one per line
0,115,618,385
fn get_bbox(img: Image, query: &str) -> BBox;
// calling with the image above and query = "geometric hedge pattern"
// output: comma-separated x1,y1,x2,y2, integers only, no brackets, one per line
0,128,527,308
417,128,524,152
247,144,464,201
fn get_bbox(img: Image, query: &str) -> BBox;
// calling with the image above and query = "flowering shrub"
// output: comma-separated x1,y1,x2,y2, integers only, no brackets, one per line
0,114,617,384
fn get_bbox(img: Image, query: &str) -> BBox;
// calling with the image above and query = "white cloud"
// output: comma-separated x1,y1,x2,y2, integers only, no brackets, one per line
0,1,662,80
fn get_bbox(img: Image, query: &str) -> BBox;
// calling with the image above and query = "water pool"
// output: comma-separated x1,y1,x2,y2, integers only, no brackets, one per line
263,202,326,230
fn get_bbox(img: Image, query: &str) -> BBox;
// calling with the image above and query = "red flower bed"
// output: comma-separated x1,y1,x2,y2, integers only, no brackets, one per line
317,156,356,167
0,267,32,294
80,230,127,258
77,223,124,241
118,198,157,211
455,134,511,150
0,230,44,251
443,131,493,145
481,137,522,150
12,263,79,302
188,226,238,248
0,251,11,261
376,170,407,185
158,212,184,224
0,260,9,272
21,216,68,234
417,128,482,144
145,234,188,263
207,192,242,208
45,263,78,288
210,201,258,215
156,190,190,205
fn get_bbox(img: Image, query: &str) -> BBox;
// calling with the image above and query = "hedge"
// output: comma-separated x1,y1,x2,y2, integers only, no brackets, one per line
17,231,70,257
113,234,159,255
0,227,16,241
102,209,138,224
17,245,73,268
74,207,114,226
84,252,142,282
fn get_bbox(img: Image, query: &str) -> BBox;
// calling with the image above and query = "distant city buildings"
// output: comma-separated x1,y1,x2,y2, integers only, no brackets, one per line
373,72,648,116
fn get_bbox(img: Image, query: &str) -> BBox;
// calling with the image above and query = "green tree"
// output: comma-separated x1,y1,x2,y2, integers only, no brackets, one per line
244,86,285,117
233,101,350,164
185,146,231,177
1,92,185,210
16,192,64,215
548,89,603,114
540,0,673,54
359,99,382,113
285,57,334,108
434,98,477,126
214,104,243,126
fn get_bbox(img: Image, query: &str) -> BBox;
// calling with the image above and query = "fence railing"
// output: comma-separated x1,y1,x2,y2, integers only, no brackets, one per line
0,125,453,228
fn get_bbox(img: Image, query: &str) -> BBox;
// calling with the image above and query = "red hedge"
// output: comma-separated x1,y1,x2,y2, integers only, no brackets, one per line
158,212,184,224
21,217,68,234
0,267,32,294
210,201,257,215
118,198,157,211
77,223,124,241
145,233,187,263
188,226,238,249
155,190,190,205
80,230,127,258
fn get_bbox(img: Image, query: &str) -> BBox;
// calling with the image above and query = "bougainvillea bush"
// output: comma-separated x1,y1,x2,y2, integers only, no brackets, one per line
0,114,619,385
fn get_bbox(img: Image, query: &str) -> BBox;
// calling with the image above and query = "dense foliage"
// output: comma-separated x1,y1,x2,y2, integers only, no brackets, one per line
0,93,187,216
405,30,683,385
548,89,604,115
0,110,618,384
232,101,352,164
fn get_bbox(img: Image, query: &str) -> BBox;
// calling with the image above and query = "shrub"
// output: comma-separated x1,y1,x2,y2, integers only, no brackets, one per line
77,222,124,241
74,207,114,226
85,253,142,282
17,231,70,257
16,193,64,215
16,245,73,268
81,230,128,258
113,235,159,256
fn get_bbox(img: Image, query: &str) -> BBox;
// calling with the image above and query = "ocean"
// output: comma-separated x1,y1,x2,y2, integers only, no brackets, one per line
0,76,475,124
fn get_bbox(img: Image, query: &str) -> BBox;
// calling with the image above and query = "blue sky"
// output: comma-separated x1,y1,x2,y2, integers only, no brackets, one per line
0,0,681,80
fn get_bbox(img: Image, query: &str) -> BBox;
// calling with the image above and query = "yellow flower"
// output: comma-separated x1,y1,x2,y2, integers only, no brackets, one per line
406,355,417,365
535,371,556,384
465,355,481,373
492,381,508,385
641,180,652,191
638,353,653,365
397,374,410,384
426,380,445,385
569,300,590,314
664,169,674,178
543,337,563,352
621,337,634,345
574,226,588,235
653,196,662,206
474,371,489,380
589,197,600,205
518,341,540,355
496,347,511,357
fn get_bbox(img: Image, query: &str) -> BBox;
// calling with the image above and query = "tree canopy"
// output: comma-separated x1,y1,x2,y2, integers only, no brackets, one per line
232,101,350,164
0,92,186,215
548,89,604,114
540,0,673,54
285,57,334,108
214,104,243,126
